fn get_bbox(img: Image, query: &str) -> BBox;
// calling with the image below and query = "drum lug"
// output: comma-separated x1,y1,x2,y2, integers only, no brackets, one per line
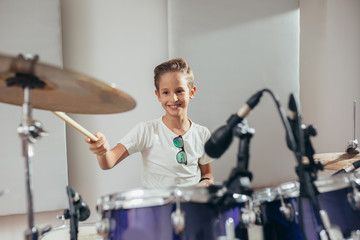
217,217,240,240
279,202,294,222
253,206,264,225
318,210,344,240
350,230,360,240
240,208,256,228
277,188,294,222
171,209,186,235
347,176,360,211
171,188,186,235
96,218,110,238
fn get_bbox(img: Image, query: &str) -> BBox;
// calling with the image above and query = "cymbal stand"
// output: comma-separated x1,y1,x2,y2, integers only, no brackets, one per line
6,54,48,239
288,94,341,240
346,100,358,154
19,87,48,239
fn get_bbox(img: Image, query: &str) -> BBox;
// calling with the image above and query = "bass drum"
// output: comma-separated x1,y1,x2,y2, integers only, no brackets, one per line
40,222,102,240
95,186,250,240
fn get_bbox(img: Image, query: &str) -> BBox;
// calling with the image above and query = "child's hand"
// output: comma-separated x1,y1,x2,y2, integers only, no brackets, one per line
196,179,214,187
85,132,109,156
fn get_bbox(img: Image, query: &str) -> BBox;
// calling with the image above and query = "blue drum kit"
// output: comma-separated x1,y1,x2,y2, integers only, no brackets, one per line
1,54,360,240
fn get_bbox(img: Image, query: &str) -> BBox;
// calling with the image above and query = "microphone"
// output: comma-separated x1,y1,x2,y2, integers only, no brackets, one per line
205,90,264,158
286,93,300,152
332,160,360,176
68,186,90,221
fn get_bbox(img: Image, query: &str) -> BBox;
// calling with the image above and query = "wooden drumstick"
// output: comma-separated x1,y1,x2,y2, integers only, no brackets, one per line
53,111,99,142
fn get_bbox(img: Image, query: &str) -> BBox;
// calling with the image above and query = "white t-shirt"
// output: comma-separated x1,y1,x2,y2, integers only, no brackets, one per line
119,117,214,188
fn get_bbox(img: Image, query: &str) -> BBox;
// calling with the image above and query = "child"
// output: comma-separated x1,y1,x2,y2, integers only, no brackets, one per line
86,58,215,188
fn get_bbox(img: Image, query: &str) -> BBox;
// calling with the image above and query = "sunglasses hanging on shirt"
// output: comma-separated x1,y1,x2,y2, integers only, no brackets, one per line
173,135,187,165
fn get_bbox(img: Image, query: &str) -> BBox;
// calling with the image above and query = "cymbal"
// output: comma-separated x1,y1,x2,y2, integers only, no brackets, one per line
303,150,360,171
0,54,136,114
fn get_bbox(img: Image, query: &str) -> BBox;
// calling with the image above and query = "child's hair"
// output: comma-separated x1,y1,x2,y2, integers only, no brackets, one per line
154,58,194,91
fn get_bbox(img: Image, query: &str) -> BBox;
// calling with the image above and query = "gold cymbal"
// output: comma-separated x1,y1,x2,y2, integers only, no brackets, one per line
303,150,360,171
0,54,136,114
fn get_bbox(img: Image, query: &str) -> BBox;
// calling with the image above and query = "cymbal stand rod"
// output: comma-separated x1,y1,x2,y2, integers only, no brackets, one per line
7,54,49,239
19,86,48,239
354,100,357,141
346,100,358,154
19,86,36,238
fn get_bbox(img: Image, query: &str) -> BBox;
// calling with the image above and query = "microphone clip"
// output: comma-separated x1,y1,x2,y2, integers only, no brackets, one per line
225,120,255,196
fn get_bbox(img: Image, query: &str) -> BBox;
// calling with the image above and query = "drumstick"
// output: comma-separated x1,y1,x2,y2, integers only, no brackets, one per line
52,111,99,142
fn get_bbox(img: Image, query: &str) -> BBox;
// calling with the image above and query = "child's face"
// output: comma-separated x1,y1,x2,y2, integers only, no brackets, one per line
155,71,196,118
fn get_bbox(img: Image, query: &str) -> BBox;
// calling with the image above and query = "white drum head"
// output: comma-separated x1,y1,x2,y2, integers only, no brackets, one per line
96,186,213,212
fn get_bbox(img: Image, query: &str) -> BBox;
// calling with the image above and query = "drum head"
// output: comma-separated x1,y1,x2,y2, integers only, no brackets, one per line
96,186,213,212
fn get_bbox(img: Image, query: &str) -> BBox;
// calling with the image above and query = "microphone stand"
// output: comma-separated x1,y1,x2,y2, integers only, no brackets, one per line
225,121,254,196
220,121,255,240
66,186,79,240
288,94,339,239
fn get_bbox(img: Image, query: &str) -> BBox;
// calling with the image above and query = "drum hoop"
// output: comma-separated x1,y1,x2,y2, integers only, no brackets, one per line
252,181,300,205
252,187,276,205
96,186,213,211
276,181,300,198
315,172,360,193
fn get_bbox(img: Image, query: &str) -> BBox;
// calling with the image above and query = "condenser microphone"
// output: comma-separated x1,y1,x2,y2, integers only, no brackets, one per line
205,90,264,158
68,186,90,221
332,160,360,176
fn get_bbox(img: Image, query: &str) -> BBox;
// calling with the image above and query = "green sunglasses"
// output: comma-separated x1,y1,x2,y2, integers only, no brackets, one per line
173,135,187,165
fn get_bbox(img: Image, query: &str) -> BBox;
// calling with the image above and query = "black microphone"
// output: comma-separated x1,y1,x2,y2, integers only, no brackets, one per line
205,90,264,158
68,186,90,221
332,160,360,176
286,93,300,152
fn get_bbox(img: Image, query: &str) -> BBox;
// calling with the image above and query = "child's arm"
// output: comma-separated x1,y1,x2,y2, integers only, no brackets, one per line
198,163,215,187
85,132,129,170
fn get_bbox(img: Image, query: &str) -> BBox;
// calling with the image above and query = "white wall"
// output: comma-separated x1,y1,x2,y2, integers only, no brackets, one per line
168,0,300,188
0,0,68,239
60,0,300,225
300,0,360,159
60,0,169,223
